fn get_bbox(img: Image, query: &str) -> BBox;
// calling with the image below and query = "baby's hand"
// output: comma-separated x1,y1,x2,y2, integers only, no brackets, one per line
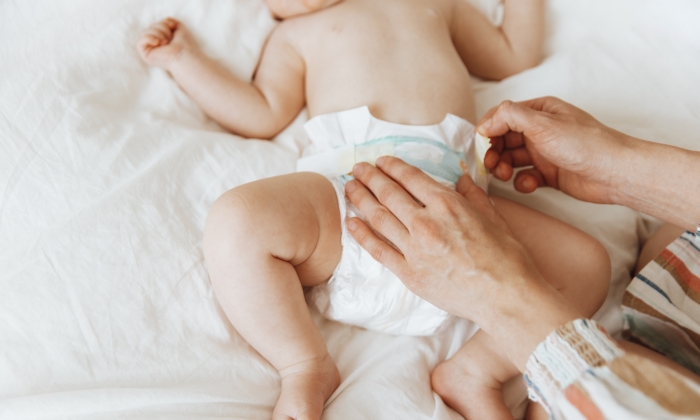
137,17,198,70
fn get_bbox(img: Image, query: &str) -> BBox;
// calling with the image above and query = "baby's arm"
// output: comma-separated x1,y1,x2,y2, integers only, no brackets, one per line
449,0,545,80
137,18,304,139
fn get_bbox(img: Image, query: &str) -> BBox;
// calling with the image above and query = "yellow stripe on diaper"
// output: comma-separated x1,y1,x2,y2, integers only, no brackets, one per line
355,142,395,167
296,142,396,177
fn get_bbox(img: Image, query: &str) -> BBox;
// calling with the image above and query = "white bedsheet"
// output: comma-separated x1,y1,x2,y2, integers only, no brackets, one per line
2,0,700,419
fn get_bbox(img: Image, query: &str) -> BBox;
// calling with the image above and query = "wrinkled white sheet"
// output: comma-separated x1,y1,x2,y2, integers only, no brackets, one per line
1,0,700,419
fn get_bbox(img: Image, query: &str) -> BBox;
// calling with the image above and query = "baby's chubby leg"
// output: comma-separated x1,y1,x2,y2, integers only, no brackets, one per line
203,173,342,420
432,197,611,420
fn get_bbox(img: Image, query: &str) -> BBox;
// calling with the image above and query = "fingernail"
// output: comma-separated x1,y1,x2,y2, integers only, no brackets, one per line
345,181,357,193
347,219,357,231
353,163,364,176
376,156,385,166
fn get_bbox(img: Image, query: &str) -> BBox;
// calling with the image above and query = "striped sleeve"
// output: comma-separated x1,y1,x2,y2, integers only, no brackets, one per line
622,231,700,376
524,319,700,419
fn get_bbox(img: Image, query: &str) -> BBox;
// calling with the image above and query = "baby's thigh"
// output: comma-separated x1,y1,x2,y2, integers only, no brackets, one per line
491,196,611,314
204,172,342,286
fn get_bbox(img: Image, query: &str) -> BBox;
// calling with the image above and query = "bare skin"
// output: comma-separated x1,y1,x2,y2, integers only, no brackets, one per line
136,2,595,419
478,97,700,389
430,195,609,420
479,97,700,230
342,154,700,419
137,0,545,133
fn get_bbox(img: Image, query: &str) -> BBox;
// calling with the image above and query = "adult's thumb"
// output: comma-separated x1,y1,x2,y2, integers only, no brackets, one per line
476,100,541,139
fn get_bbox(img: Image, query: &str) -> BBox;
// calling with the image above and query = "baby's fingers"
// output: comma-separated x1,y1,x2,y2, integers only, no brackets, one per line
142,27,171,44
162,17,179,30
140,28,168,45
137,34,161,51
151,21,174,39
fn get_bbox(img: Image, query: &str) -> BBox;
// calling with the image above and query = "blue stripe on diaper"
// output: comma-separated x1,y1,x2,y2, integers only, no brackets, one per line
358,136,466,185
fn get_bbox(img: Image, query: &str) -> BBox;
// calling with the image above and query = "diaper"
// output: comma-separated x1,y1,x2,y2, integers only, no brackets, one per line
297,106,489,336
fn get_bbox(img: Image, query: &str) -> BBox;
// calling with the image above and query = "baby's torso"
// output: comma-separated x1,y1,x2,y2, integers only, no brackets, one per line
282,0,476,126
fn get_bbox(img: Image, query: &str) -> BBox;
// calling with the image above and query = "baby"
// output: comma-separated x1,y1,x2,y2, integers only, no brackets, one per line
138,1,611,419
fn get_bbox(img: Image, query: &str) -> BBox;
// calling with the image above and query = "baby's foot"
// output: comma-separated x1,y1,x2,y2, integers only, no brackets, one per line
431,357,514,420
274,354,340,420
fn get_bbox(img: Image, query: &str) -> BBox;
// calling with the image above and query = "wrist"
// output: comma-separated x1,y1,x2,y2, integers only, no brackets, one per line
577,128,637,207
477,273,583,371
166,46,199,75
604,133,649,208
606,137,700,230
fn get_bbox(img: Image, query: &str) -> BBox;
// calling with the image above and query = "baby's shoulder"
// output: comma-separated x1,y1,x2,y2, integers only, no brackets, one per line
266,11,332,59
266,14,316,50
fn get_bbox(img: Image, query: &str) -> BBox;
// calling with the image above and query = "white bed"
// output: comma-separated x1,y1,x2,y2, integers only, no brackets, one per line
2,0,699,419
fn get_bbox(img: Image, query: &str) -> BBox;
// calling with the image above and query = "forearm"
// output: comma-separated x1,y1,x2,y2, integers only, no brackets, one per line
168,50,285,139
500,0,545,70
611,136,700,230
477,273,582,372
450,0,544,80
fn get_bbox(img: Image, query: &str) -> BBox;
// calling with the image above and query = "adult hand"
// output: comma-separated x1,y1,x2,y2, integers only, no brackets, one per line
478,96,630,204
344,157,581,369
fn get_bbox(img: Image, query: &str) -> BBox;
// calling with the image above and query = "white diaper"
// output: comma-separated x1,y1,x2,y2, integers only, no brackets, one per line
297,106,489,336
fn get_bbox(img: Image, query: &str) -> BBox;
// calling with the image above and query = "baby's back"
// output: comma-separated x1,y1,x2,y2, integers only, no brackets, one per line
282,0,476,125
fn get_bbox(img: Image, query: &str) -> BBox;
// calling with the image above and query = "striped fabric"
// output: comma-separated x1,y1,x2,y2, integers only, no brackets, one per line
622,231,700,376
522,233,700,419
524,319,700,419
524,319,624,418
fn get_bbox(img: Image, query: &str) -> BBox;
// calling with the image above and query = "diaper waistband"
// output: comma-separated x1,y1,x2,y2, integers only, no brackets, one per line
297,136,471,185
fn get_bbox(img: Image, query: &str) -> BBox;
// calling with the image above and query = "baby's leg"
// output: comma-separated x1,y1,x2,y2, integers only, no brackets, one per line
432,197,611,420
203,173,342,420
635,224,685,274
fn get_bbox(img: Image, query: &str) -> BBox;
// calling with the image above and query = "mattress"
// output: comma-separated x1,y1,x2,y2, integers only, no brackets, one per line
2,0,700,419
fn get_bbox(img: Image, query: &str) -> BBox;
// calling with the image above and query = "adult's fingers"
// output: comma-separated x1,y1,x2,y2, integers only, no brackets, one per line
345,180,410,248
504,130,526,149
351,162,424,220
500,147,533,169
490,158,514,181
455,174,501,225
476,100,542,139
346,217,408,276
513,168,547,193
516,96,563,113
485,148,532,182
356,156,447,205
